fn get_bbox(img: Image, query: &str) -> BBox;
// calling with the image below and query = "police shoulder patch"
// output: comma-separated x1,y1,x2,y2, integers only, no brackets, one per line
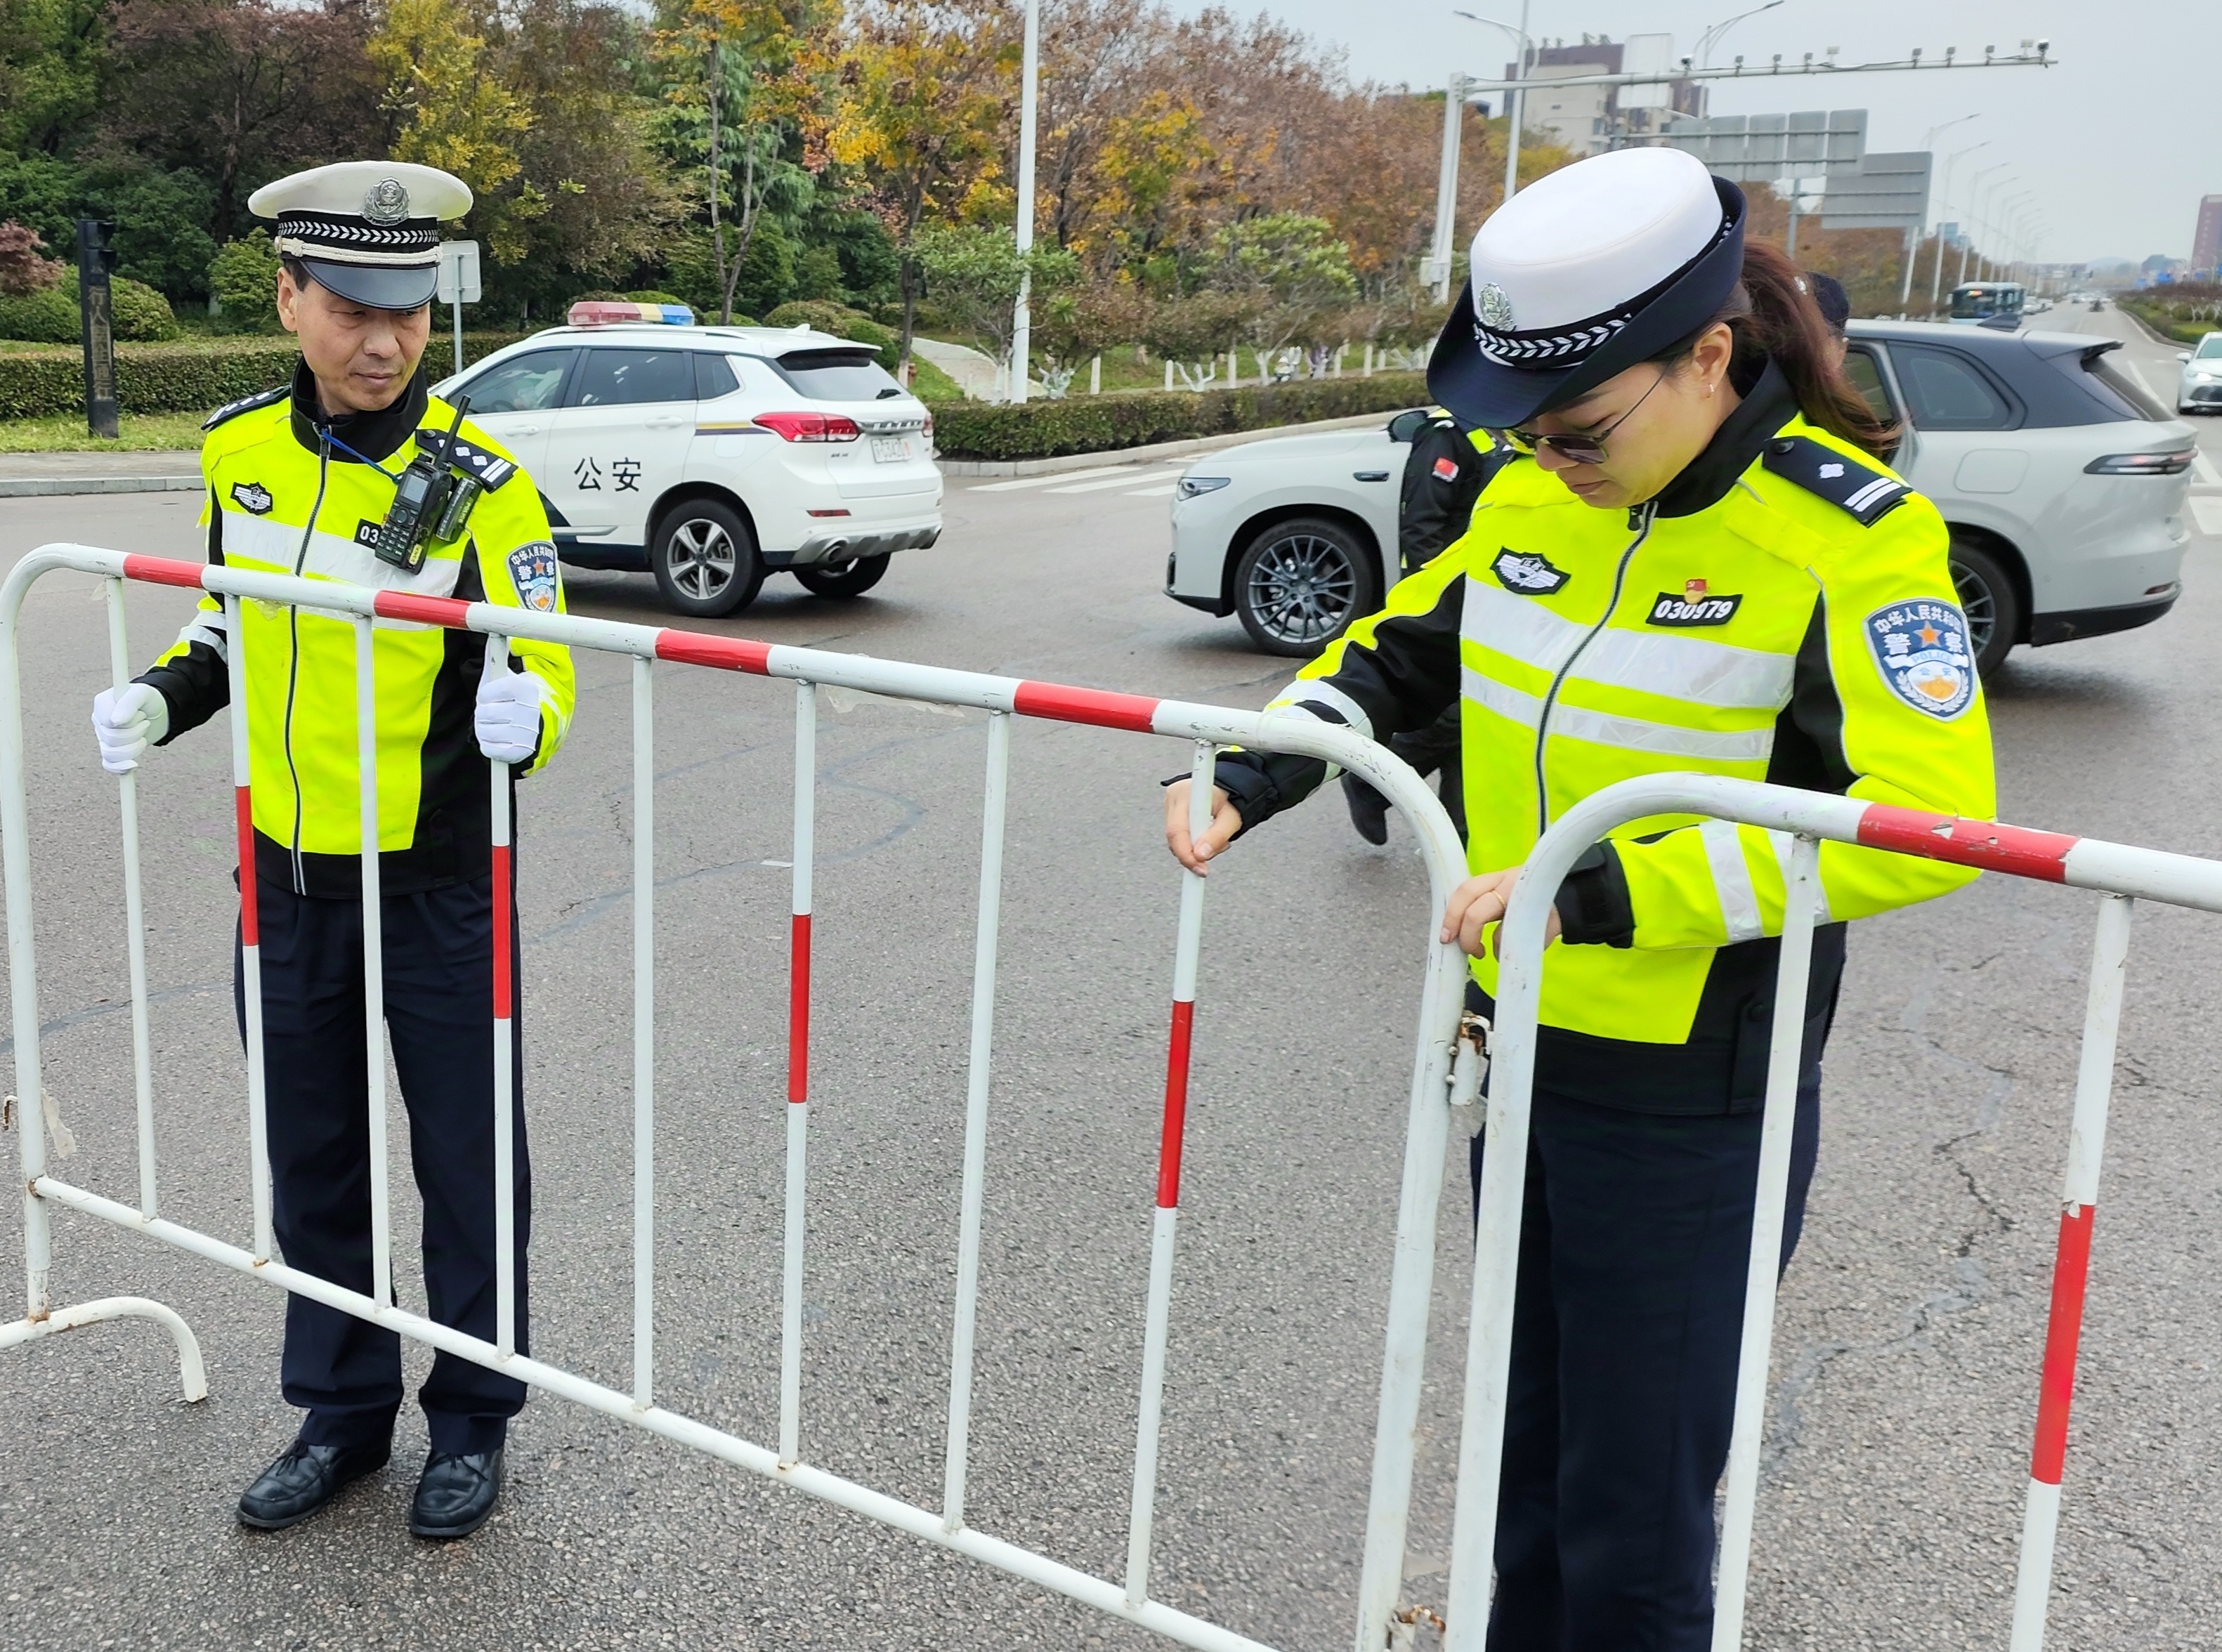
201,383,289,432
1864,598,1976,721
229,480,275,515
507,541,561,613
418,428,518,490
1761,435,1909,525
1491,547,1569,595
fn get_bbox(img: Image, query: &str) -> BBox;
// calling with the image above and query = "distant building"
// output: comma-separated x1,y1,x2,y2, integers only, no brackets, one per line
2193,195,2222,277
1503,35,1704,157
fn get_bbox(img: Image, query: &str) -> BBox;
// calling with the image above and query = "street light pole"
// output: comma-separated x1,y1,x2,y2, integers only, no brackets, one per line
1008,0,1040,404
1904,114,1978,308
1931,139,1988,312
1427,72,1469,303
1961,164,2009,286
1694,0,1783,68
1454,6,1534,206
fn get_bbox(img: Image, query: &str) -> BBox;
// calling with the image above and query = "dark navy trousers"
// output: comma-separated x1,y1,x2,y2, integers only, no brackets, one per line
236,873,530,1456
1471,1075,1822,1652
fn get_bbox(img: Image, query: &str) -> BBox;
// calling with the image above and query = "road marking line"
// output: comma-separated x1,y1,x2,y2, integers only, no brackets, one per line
2193,453,2221,487
1041,468,1189,495
2190,497,2222,538
967,464,1163,492
1124,485,1179,497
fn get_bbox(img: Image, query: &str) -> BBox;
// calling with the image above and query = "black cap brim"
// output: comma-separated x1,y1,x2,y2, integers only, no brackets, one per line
300,258,438,312
1426,176,1748,430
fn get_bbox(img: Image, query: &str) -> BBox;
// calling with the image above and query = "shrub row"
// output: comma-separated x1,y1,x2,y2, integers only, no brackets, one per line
926,371,1430,460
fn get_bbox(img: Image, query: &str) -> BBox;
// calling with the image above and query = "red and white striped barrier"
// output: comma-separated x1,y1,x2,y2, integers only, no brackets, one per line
0,544,1474,1652
1444,771,2222,1652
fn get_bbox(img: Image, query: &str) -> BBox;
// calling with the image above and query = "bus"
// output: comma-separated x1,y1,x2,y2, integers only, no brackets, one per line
1948,281,2026,327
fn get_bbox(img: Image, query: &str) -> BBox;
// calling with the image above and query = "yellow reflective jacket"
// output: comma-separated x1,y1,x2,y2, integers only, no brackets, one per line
1217,365,1996,1108
139,365,577,898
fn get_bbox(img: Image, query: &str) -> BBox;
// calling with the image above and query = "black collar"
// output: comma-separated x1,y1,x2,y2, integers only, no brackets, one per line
289,359,429,466
1649,358,1799,519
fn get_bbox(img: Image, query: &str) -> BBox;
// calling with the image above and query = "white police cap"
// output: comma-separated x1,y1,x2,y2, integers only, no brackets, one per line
1427,147,1746,429
247,162,473,312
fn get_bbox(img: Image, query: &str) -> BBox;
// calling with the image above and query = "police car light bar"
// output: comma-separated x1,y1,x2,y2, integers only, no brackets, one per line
568,301,695,328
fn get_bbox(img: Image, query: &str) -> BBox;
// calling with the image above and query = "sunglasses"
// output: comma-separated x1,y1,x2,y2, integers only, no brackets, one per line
1504,369,1666,465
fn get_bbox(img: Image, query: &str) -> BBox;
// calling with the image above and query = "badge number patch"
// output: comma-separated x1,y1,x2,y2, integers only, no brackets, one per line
1648,591,1742,627
508,542,561,614
1491,548,1569,596
1865,599,1975,720
230,481,274,515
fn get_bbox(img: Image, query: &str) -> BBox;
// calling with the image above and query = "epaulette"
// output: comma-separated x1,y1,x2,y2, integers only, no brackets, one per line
414,428,518,490
1760,434,1909,526
201,384,290,432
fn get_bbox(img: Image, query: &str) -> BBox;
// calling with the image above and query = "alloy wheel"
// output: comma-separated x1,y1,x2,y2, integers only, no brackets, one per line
1952,559,1996,659
666,518,738,601
1246,533,1359,648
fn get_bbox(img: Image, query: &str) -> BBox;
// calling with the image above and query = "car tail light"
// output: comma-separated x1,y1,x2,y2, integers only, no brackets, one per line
754,412,862,442
921,411,934,445
2084,450,2192,475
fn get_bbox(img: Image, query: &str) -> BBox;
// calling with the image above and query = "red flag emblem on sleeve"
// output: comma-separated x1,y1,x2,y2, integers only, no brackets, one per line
1432,457,1460,481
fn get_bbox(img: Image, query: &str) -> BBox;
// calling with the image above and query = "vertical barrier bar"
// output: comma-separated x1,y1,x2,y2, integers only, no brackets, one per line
1124,738,1213,1610
103,578,158,1219
355,616,392,1309
632,655,655,1405
779,679,816,1465
1711,832,1822,1651
226,594,273,1263
0,568,51,1316
489,638,517,1360
941,709,1012,1532
2009,893,2134,1652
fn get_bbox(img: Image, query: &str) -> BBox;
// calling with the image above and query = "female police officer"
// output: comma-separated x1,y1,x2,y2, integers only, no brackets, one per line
1165,148,1994,1647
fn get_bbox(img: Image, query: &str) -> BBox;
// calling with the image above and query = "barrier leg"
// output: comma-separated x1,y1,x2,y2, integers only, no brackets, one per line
489,638,518,1358
225,594,273,1263
0,568,52,1317
103,578,159,1220
1711,833,1822,1651
1124,739,1213,1609
2009,893,2133,1651
942,709,1011,1532
632,655,655,1405
358,617,393,1309
0,1296,207,1402
779,680,816,1465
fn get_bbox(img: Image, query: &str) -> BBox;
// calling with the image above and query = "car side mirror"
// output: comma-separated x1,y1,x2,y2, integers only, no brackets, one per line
2178,352,2192,362
1386,407,1430,443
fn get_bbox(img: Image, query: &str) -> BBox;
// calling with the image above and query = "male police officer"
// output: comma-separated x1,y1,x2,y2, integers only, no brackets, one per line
88,162,575,1540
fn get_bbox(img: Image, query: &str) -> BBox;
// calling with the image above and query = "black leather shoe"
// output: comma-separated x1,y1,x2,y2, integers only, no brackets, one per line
409,1448,504,1540
1342,772,1390,845
236,1436,390,1530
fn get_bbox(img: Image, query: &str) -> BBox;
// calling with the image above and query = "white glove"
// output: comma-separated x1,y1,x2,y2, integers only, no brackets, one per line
475,664,545,765
91,683,169,775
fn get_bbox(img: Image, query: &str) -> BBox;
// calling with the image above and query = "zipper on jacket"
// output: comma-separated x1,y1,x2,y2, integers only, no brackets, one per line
280,436,331,894
1531,501,1656,835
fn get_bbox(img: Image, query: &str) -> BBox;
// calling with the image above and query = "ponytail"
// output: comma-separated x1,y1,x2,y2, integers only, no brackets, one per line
1654,239,1900,457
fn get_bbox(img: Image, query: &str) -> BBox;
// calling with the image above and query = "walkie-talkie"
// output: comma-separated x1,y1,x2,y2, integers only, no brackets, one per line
372,395,473,572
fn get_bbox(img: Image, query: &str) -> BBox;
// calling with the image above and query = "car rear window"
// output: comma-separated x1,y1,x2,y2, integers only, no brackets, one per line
570,348,695,408
1891,345,2018,431
2081,350,2170,421
770,348,905,402
464,348,574,414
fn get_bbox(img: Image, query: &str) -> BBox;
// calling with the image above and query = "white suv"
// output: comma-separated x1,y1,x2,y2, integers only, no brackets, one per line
437,321,941,616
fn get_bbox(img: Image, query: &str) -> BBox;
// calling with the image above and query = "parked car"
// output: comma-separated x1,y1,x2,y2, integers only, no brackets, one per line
435,319,941,617
1166,324,2195,674
2175,332,2222,414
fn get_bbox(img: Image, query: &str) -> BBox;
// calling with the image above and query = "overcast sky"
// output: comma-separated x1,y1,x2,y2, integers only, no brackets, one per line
1163,0,2215,265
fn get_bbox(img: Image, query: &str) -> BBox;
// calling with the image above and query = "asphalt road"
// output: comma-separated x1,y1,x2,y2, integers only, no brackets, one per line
1,302,2218,1652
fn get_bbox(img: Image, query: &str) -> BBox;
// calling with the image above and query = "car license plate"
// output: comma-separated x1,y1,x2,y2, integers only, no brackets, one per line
870,435,910,463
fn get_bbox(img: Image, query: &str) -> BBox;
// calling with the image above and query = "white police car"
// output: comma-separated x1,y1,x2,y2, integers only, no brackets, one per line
436,302,941,617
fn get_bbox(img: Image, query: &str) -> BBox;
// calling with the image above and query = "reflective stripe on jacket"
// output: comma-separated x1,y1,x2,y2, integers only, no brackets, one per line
1220,362,1996,1058
140,367,577,897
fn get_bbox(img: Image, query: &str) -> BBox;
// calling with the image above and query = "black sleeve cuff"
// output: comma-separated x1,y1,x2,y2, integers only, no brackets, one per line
1554,841,1633,948
1162,749,1333,839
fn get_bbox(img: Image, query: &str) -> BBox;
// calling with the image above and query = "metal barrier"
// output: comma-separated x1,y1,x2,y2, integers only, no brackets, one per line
0,543,1473,1652
1442,771,2222,1652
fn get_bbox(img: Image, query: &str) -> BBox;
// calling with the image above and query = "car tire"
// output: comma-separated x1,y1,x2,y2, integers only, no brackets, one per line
1231,516,1378,657
793,553,891,598
1949,536,2021,677
651,499,764,618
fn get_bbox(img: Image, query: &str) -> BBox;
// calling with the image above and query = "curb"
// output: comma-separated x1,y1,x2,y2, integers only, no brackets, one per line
0,475,202,499
934,409,1413,478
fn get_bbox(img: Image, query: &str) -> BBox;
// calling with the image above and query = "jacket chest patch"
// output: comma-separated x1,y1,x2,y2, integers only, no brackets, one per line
230,481,274,515
1647,590,1742,627
1491,548,1569,595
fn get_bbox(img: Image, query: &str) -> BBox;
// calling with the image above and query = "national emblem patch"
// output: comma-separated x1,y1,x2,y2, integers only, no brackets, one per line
508,542,561,614
1864,598,1975,720
1491,547,1569,596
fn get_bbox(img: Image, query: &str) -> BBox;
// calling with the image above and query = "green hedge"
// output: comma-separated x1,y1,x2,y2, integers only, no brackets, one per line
928,372,1430,460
